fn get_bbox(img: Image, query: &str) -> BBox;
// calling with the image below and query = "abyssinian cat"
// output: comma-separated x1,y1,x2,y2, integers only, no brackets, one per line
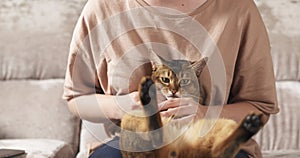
149,50,207,104
120,52,263,158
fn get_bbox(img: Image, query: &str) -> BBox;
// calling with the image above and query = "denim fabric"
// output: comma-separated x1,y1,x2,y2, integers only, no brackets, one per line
89,137,248,158
89,137,121,158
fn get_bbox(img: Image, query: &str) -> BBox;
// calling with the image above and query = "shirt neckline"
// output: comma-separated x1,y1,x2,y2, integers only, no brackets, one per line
135,0,214,18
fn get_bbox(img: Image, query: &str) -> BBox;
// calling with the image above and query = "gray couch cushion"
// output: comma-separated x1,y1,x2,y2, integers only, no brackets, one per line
254,81,300,152
0,0,86,80
263,150,300,158
0,79,80,153
0,139,74,158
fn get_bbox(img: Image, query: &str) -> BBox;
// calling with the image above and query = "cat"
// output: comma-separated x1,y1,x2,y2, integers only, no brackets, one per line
149,50,207,104
119,52,263,158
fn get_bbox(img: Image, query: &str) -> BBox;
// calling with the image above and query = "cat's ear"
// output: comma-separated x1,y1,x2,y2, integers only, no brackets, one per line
148,49,163,71
190,57,208,77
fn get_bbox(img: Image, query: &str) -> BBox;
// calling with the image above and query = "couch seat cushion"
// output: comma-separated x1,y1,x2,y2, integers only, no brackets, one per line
263,150,300,158
0,139,75,158
0,79,80,153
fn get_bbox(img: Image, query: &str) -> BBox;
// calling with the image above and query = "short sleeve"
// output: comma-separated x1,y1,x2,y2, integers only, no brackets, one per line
63,2,102,101
228,0,279,114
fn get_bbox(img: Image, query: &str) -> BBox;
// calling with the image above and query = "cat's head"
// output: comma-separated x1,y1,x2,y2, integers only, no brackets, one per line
149,49,207,101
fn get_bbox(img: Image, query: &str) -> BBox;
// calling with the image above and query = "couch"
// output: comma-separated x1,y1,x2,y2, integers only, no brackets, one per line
0,0,84,157
0,0,299,157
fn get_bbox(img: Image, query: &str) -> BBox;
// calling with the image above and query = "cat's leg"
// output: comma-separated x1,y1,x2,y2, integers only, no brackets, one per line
120,77,163,157
139,77,163,148
211,113,263,158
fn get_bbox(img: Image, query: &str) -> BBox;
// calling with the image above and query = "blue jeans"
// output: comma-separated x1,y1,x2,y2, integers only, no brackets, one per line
89,137,249,158
89,137,122,158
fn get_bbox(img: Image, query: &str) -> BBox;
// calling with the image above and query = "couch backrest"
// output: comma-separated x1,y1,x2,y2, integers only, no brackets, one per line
0,0,86,80
255,0,300,152
256,0,300,81
0,0,87,153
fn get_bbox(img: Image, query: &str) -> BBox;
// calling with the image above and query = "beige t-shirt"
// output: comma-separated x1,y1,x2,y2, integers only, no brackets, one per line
63,0,279,157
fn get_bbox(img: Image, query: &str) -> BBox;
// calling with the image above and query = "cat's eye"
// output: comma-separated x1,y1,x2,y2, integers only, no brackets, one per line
179,79,190,86
161,77,170,84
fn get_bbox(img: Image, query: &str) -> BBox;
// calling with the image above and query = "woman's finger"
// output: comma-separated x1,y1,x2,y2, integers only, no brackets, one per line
158,99,180,110
160,104,198,118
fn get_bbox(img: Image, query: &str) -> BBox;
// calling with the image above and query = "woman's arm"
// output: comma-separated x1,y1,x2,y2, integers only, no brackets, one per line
67,92,140,123
159,98,270,125
200,102,270,124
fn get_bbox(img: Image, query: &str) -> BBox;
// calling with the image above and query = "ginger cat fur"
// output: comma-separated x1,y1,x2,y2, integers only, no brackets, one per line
120,55,263,158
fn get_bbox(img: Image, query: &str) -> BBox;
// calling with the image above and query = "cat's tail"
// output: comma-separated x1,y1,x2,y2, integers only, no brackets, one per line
139,77,163,148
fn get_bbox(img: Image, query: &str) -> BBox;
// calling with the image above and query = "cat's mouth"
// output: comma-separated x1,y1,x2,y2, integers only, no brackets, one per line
167,95,180,98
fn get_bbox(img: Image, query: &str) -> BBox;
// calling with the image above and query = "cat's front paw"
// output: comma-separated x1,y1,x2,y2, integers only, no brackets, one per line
139,77,155,105
242,113,263,134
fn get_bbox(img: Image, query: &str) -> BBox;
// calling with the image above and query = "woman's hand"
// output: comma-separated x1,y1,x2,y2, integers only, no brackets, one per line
158,98,207,121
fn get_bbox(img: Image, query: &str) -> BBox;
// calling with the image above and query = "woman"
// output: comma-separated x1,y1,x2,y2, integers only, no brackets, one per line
63,0,279,157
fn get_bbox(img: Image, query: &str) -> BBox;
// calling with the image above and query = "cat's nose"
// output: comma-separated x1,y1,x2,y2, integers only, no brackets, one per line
171,89,177,94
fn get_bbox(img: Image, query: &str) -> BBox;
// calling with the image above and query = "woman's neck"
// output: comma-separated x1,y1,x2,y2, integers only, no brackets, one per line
144,0,207,13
